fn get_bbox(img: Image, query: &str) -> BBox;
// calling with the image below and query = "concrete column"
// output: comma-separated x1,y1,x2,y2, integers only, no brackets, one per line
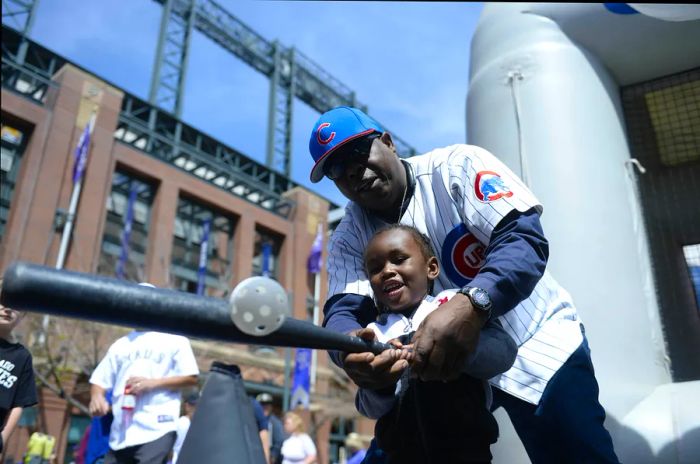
145,180,179,287
233,212,255,284
15,66,84,266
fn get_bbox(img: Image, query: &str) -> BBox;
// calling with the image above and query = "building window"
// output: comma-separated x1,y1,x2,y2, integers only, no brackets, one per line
684,244,700,311
0,123,28,240
98,171,155,281
171,197,235,297
252,228,283,280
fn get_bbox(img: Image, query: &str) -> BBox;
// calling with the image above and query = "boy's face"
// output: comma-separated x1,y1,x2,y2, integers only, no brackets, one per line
364,229,439,312
0,304,22,331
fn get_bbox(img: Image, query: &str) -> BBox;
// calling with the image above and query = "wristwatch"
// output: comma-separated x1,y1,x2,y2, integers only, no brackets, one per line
457,286,493,320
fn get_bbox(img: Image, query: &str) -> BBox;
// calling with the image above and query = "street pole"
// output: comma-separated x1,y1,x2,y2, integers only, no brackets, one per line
310,271,321,393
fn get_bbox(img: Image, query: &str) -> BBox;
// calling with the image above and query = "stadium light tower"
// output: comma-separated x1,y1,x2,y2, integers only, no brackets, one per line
1,0,40,64
148,0,418,176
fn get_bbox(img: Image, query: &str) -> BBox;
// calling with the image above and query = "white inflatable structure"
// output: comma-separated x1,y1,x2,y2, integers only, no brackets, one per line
467,4,700,463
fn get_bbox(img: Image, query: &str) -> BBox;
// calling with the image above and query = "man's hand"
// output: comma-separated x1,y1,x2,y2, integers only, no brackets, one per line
342,328,410,390
126,376,157,395
411,293,488,381
89,394,110,417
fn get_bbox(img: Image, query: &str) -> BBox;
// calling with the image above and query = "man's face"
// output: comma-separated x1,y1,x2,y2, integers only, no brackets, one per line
364,229,439,312
327,133,406,213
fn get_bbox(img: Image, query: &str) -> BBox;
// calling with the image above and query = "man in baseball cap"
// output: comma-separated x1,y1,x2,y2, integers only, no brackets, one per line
255,393,285,464
307,106,620,462
308,106,409,224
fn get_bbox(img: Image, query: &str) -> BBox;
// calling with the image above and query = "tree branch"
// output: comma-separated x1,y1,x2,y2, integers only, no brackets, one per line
34,369,90,416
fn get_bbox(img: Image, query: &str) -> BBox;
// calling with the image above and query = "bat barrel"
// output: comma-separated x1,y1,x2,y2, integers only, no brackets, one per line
0,262,390,355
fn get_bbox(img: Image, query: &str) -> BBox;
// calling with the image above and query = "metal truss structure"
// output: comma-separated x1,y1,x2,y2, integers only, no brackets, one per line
149,0,418,175
115,92,298,217
1,0,38,64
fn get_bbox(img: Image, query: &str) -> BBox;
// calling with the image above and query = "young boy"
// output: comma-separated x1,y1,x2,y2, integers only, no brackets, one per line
356,225,517,463
0,279,38,452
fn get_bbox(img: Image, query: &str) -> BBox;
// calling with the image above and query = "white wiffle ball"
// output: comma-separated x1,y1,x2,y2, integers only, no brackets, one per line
229,276,289,336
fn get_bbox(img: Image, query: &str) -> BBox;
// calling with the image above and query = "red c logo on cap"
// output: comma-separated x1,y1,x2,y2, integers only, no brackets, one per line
316,123,335,145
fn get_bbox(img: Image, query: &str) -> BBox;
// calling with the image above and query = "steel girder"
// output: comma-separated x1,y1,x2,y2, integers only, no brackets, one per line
150,0,418,175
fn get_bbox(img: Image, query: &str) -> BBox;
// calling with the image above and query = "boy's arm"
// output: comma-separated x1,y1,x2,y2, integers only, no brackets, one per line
462,321,518,379
1,406,24,444
322,294,377,366
355,386,397,420
354,345,410,419
89,384,110,417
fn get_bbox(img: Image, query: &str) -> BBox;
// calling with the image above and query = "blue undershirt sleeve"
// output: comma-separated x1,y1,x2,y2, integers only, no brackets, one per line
463,320,518,378
322,293,378,367
468,207,549,318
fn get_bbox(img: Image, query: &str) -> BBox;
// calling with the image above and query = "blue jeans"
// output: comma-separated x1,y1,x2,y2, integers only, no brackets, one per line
491,331,620,463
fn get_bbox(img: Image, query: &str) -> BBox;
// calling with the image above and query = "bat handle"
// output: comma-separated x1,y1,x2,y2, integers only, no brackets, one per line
351,337,393,355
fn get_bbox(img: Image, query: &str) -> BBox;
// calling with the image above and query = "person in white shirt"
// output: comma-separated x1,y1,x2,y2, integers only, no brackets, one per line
280,412,316,464
89,284,199,464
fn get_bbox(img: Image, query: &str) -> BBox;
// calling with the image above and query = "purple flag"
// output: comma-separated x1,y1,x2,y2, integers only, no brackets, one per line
290,348,311,409
196,219,211,295
261,242,272,277
115,184,138,279
73,117,94,184
306,226,323,274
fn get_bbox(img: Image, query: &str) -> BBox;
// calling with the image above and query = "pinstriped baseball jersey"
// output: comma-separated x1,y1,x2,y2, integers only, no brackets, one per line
327,144,583,404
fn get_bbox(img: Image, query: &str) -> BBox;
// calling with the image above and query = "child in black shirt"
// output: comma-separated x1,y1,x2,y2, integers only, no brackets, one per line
0,279,38,452
357,225,517,463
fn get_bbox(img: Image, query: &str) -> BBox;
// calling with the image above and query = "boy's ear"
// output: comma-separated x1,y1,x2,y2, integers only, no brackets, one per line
426,256,440,281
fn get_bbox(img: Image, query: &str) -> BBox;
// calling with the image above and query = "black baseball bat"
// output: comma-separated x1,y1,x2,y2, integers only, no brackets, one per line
0,262,391,355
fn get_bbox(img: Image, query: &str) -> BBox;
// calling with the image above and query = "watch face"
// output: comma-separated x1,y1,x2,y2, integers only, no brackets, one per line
471,288,490,307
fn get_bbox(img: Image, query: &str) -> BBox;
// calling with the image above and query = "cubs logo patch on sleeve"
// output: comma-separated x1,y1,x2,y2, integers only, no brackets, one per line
441,224,486,286
475,170,513,202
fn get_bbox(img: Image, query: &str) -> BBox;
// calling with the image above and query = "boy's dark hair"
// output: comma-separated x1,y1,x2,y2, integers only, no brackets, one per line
364,224,436,263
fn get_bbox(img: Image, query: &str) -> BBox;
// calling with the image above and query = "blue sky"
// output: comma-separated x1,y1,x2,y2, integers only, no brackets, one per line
9,0,483,208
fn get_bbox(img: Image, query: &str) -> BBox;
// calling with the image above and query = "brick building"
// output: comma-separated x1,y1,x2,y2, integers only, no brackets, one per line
1,27,374,464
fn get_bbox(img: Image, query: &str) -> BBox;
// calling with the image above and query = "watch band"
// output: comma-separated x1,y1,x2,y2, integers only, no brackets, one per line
458,286,493,320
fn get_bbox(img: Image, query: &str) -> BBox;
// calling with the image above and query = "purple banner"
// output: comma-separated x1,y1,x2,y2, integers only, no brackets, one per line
115,184,138,279
261,242,272,277
290,348,311,409
307,226,323,274
196,219,211,295
73,119,93,184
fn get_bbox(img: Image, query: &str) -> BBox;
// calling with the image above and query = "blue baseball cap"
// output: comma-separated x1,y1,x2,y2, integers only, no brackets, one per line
308,106,383,183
